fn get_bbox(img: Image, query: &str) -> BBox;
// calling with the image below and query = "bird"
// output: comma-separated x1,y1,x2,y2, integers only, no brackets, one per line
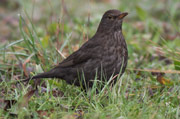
22,9,128,89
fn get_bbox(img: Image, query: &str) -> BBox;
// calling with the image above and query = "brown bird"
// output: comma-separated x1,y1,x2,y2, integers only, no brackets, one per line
23,9,128,89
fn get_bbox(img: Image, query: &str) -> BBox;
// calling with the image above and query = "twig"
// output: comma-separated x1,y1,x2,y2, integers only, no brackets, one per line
127,68,180,74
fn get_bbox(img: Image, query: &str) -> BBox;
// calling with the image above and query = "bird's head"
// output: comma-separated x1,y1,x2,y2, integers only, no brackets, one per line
97,9,128,33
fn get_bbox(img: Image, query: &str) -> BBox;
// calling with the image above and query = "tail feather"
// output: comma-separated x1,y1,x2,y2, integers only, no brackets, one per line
19,68,63,83
32,71,56,79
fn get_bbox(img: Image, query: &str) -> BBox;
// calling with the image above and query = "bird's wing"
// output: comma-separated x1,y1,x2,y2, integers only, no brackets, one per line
58,39,101,68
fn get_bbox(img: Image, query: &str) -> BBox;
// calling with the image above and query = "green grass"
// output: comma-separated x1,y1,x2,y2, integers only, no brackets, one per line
0,0,180,118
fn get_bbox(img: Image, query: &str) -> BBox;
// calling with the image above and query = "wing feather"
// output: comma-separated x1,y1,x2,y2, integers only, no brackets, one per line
58,39,101,68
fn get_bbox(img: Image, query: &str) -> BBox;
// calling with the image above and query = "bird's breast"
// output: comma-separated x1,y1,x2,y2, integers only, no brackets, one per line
101,30,128,73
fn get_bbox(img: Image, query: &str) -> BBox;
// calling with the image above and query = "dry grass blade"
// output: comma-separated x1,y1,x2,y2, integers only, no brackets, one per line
22,54,33,77
22,58,31,77
56,48,66,59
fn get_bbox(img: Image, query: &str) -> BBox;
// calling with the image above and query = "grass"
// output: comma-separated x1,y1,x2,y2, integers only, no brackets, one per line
0,0,180,118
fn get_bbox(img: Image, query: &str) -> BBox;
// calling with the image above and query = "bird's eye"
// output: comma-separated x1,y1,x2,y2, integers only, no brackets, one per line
108,16,114,20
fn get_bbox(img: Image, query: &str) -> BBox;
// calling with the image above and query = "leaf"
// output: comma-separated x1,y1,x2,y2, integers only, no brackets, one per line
135,6,148,21
174,60,180,70
157,75,173,85
41,35,49,48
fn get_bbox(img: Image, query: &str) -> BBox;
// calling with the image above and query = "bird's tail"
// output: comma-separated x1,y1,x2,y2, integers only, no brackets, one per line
19,67,62,83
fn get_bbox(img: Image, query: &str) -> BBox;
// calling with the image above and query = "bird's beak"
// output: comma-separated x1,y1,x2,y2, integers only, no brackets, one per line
118,12,128,19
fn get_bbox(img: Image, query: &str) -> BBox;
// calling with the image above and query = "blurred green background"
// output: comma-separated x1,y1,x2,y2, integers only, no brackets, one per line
0,0,180,118
1,0,179,75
